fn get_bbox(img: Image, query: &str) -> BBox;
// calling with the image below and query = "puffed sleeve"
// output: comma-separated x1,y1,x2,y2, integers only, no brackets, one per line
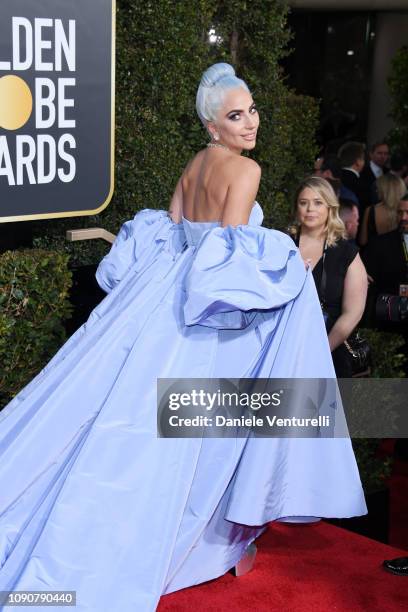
95,209,186,293
183,224,307,329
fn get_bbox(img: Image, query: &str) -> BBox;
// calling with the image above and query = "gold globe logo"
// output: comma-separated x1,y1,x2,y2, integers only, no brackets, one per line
0,75,33,130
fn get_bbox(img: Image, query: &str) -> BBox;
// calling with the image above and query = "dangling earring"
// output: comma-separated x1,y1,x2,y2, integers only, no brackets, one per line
214,134,219,141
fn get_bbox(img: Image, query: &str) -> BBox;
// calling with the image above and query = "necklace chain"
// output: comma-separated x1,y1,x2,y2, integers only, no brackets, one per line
206,142,230,151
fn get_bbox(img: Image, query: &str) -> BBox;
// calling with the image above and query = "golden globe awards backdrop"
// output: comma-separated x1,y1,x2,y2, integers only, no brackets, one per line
0,0,115,222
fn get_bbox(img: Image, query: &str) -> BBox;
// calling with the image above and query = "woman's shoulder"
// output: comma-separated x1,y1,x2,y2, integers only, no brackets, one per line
331,237,358,251
183,149,206,174
186,149,260,177
330,238,359,266
222,156,261,191
227,155,261,174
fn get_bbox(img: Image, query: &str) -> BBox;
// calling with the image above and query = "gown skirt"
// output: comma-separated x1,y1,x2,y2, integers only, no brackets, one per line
0,203,367,611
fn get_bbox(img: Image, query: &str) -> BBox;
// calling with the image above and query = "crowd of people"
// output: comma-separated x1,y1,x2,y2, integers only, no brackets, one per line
302,141,408,378
294,146,408,578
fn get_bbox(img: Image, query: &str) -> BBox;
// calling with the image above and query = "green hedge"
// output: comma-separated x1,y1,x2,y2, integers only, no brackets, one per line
360,328,406,378
388,45,408,153
351,439,393,495
351,328,406,493
0,249,73,408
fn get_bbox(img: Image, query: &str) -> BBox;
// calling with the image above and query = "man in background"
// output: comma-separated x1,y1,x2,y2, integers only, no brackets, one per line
339,199,359,242
338,142,367,214
362,199,408,299
360,141,390,208
362,141,390,183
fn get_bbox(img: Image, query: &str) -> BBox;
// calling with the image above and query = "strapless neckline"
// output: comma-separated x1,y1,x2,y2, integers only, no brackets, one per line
182,201,261,225
181,216,220,225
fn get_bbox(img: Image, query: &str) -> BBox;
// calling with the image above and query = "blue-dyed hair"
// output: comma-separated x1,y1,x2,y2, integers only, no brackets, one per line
196,62,250,127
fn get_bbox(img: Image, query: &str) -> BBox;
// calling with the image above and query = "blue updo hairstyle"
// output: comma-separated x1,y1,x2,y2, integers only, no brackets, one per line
196,62,250,128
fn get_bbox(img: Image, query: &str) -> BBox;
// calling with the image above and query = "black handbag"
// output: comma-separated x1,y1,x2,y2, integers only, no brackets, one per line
320,241,371,378
343,330,372,377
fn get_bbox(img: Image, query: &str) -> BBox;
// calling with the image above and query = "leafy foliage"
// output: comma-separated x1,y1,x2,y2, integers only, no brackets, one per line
388,45,408,153
351,439,393,494
0,249,73,407
350,328,406,493
361,328,406,378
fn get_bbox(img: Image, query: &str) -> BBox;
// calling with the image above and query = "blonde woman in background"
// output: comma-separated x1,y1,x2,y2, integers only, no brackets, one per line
359,173,407,247
291,176,368,377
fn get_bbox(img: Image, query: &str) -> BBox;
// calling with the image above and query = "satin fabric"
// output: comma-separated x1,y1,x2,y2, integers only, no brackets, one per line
0,203,367,611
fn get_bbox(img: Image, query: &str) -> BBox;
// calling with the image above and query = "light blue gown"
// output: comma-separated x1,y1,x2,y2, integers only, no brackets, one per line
0,203,367,611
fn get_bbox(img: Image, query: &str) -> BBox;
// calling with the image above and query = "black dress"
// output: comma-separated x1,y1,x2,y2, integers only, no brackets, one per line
366,205,378,243
295,236,359,377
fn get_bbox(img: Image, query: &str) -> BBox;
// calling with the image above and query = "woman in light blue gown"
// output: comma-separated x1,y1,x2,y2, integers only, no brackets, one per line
0,63,366,611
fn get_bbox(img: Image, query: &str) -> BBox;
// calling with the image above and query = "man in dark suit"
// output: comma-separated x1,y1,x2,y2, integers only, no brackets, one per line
338,142,367,215
318,154,360,204
360,141,390,209
360,141,389,184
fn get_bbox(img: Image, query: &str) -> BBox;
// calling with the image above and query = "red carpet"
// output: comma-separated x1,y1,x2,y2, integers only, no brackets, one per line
377,438,408,548
158,521,408,611
389,458,408,550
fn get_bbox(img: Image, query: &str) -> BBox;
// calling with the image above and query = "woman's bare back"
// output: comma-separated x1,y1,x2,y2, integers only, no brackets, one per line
373,202,398,234
181,149,236,222
169,148,261,226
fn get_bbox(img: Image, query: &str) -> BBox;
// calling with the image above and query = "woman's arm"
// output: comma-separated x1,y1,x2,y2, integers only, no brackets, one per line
327,253,368,351
168,177,183,224
220,158,261,227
